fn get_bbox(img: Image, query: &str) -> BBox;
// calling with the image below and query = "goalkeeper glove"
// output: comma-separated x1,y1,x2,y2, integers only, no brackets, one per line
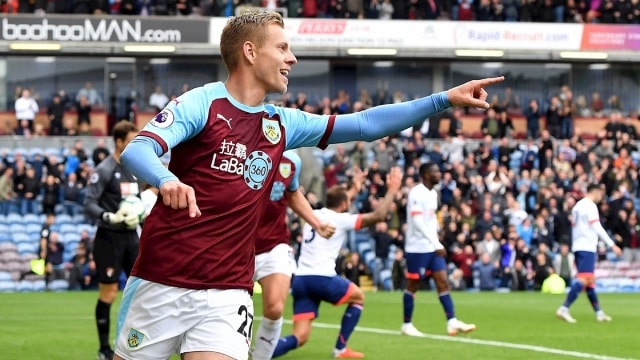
102,211,124,224
122,212,140,229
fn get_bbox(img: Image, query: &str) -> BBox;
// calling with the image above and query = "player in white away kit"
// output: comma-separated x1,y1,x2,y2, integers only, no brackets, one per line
557,184,622,323
401,163,476,337
273,167,403,359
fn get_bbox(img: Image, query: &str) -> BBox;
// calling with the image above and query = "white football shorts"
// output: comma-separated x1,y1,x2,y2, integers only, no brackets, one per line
115,277,254,360
254,243,297,281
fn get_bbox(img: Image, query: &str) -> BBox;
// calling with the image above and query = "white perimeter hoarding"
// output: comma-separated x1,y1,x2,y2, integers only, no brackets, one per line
210,18,583,52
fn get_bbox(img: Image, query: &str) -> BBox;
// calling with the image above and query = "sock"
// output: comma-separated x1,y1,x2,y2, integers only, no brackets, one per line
96,300,112,351
252,317,284,360
403,290,415,324
273,335,298,358
335,304,363,351
562,281,584,308
438,292,455,320
586,287,601,312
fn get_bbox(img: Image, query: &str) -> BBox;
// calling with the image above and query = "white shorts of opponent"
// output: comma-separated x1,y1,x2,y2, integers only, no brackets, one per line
115,277,254,360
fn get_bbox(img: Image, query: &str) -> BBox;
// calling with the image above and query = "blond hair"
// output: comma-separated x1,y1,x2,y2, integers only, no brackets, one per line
220,10,284,72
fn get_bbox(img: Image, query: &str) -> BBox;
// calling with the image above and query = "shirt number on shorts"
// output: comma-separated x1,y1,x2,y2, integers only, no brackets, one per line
237,305,254,340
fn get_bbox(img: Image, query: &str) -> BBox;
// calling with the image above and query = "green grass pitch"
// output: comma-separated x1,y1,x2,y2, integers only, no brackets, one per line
1,291,638,359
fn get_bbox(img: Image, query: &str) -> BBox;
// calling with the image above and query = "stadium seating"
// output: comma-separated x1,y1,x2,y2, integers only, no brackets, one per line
47,279,70,292
0,280,17,292
16,280,34,292
379,269,393,291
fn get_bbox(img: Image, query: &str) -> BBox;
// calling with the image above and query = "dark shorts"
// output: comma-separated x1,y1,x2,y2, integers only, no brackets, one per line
574,251,596,275
92,227,139,284
406,252,447,279
291,275,355,321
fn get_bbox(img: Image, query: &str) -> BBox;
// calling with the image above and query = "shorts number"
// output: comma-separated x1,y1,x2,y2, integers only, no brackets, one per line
237,305,254,339
304,229,316,243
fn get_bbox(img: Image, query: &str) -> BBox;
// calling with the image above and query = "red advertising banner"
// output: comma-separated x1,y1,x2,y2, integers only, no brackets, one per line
581,24,640,50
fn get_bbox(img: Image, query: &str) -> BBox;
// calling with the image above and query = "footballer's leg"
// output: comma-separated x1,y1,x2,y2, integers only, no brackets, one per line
401,253,426,337
253,273,290,360
93,230,124,360
273,276,318,358
557,251,593,324
331,278,365,359
430,255,476,336
253,244,295,360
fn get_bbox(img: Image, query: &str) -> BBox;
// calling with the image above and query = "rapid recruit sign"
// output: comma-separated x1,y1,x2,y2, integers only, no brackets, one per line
0,15,210,44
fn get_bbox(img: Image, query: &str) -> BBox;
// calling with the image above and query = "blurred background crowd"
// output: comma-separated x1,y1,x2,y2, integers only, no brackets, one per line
3,0,639,24
2,78,640,294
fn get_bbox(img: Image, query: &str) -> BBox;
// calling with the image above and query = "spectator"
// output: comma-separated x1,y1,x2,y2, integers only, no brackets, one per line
343,252,367,286
47,94,65,136
477,230,501,265
76,95,92,127
92,139,111,166
510,259,530,291
14,88,39,136
552,243,575,287
451,244,476,287
76,82,103,107
0,167,16,216
61,172,83,215
45,232,66,286
532,251,552,290
448,268,467,290
391,248,407,290
480,108,500,138
149,85,169,112
474,253,498,290
41,175,61,216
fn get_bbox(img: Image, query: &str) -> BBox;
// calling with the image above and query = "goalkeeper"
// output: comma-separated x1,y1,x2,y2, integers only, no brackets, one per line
83,120,142,360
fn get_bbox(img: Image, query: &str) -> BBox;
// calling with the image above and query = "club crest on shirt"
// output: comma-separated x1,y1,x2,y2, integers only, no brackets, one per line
262,118,281,144
279,163,291,178
150,110,175,129
127,328,145,349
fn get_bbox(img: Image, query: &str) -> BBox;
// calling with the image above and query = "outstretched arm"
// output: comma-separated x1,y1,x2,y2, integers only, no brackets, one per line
591,221,622,256
360,167,403,227
326,77,504,145
286,189,335,239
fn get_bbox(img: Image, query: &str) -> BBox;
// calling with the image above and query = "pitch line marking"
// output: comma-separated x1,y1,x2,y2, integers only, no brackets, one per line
266,317,636,360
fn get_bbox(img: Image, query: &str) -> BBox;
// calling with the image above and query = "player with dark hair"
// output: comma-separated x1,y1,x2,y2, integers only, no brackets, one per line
252,149,335,360
114,10,502,360
556,184,622,323
83,120,141,360
401,162,476,337
273,167,403,359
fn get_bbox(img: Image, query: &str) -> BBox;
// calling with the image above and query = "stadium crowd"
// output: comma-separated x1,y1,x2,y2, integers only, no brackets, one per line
2,82,640,294
3,0,639,24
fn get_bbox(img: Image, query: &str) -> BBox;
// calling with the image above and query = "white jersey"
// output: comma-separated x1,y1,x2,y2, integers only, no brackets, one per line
405,183,440,253
295,208,362,277
571,197,603,253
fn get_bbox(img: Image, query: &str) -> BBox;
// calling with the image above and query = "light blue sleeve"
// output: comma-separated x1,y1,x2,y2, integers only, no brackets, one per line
138,84,213,149
271,105,331,150
276,92,450,150
120,84,216,188
284,150,302,192
328,92,450,144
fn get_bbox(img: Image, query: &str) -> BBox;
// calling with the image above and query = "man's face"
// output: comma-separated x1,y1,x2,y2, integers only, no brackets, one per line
253,24,297,95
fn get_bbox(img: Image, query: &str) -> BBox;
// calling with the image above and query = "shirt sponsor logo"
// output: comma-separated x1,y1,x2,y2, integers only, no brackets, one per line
211,140,273,190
